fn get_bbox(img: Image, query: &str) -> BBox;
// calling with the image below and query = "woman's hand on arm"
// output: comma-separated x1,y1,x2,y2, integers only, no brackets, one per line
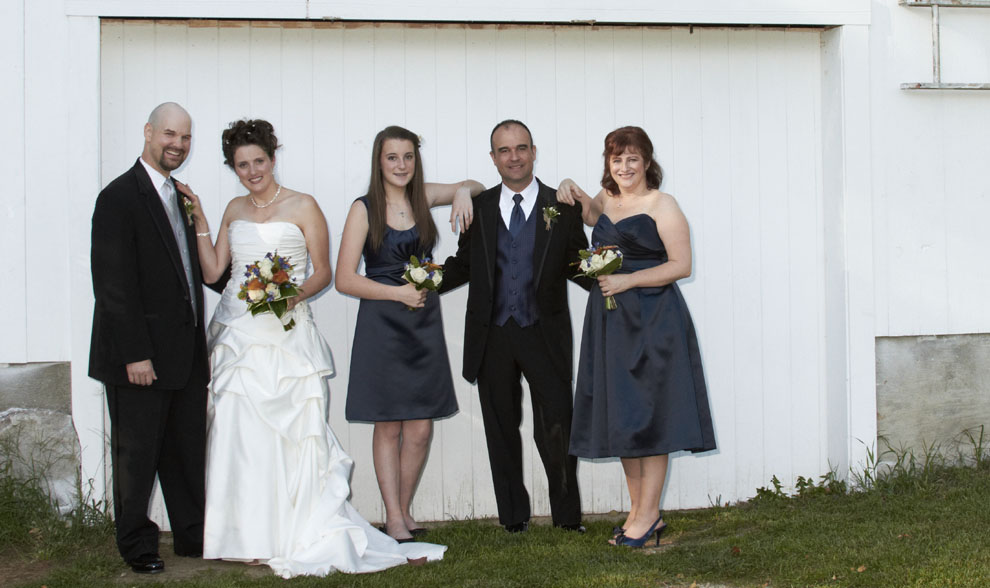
175,181,231,283
426,180,484,233
334,200,422,304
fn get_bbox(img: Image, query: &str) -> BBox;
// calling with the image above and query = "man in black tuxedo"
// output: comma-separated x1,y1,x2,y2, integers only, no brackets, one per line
441,120,591,533
89,102,213,574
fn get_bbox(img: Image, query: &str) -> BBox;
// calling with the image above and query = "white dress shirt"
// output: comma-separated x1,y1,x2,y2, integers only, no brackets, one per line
498,178,539,228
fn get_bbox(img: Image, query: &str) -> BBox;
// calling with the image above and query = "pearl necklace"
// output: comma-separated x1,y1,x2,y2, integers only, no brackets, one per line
250,184,281,209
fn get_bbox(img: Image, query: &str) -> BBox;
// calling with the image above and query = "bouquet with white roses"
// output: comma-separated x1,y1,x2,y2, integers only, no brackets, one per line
574,244,623,310
237,251,300,330
402,255,443,311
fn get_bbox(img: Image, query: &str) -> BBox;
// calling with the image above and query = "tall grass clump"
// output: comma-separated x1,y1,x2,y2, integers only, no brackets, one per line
0,429,114,559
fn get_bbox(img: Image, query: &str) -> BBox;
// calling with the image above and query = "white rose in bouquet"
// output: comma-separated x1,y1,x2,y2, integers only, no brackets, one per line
589,253,605,272
431,270,443,287
409,266,429,284
247,288,265,302
265,283,279,299
258,258,274,280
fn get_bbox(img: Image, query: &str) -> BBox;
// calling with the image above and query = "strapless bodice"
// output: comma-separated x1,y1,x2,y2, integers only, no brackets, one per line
591,214,668,272
215,220,312,324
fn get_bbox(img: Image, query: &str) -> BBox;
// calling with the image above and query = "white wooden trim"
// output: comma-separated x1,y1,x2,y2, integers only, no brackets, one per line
0,0,27,362
64,0,871,26
821,25,876,477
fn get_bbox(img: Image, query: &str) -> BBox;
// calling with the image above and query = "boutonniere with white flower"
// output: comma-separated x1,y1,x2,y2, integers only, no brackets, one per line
542,205,560,230
182,198,196,226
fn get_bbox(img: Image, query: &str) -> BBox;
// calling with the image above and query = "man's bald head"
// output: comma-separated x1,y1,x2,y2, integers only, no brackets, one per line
142,102,192,176
147,102,191,129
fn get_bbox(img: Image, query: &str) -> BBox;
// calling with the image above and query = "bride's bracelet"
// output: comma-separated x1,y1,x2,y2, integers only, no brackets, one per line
196,230,211,238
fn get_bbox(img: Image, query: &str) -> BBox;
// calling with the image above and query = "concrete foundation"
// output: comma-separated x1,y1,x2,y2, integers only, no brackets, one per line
0,362,81,511
876,334,990,462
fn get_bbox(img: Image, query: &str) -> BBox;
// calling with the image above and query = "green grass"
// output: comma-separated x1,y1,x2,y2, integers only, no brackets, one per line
5,437,990,587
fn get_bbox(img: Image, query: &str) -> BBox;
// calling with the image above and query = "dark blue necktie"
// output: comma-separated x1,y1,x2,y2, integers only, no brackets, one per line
509,193,525,236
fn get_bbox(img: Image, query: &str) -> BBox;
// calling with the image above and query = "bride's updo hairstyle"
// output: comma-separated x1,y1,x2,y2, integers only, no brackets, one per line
222,119,280,169
601,126,663,196
366,125,438,253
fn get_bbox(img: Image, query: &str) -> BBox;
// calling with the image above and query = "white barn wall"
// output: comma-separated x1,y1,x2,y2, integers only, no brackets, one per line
96,20,829,522
871,2,990,337
18,0,985,526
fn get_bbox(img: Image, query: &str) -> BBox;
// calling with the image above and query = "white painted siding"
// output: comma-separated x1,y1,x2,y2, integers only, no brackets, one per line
98,20,827,521
870,2,990,337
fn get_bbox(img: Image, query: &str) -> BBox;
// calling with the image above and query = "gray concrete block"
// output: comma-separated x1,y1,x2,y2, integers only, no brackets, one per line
0,362,71,413
876,334,990,462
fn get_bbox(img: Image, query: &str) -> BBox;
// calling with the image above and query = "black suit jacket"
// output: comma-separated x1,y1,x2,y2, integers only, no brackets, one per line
89,159,213,390
441,178,591,383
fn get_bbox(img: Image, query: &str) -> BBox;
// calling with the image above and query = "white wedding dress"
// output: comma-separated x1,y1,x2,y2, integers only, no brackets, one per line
203,220,445,578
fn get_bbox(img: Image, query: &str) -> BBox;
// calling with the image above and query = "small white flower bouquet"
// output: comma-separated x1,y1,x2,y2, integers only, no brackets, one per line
402,255,443,311
237,251,300,330
574,244,623,310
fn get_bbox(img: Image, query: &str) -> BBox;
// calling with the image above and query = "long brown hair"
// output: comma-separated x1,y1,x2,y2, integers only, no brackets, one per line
366,126,438,253
601,126,663,195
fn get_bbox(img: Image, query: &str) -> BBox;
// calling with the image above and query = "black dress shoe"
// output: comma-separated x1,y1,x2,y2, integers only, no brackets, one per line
504,521,529,533
129,554,164,574
555,523,587,533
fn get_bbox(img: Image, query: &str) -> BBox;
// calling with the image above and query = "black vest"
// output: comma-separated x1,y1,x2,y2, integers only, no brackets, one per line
493,209,538,327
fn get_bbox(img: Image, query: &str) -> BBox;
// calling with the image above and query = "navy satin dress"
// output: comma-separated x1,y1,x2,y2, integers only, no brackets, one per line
569,214,716,458
345,197,458,422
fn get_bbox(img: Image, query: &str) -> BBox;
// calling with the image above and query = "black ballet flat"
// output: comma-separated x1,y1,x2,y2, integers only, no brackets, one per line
409,527,428,537
396,536,416,544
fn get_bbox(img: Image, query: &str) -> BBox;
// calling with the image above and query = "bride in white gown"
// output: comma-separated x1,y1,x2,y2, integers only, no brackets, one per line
179,119,445,578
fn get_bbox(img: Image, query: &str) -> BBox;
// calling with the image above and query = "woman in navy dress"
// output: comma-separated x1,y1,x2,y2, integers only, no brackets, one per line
335,126,482,542
558,126,715,548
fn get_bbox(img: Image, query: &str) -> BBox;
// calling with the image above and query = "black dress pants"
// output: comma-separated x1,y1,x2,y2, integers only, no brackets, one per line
105,338,207,561
476,318,581,527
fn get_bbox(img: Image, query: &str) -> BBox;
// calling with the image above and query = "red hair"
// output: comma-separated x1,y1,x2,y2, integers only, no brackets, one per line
601,126,663,195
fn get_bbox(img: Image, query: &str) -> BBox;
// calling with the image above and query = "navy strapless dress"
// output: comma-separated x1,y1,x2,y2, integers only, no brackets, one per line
569,214,716,458
345,197,458,422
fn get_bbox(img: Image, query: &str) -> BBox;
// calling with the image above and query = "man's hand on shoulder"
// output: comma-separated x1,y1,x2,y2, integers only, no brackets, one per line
126,359,157,387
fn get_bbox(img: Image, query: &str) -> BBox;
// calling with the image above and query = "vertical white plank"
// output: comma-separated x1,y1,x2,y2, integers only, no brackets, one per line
666,26,703,510
434,24,475,522
583,27,616,193
554,25,598,515
340,22,381,521
153,20,189,104
726,28,765,501
373,23,405,130
784,31,825,480
943,92,990,332
24,0,70,360
638,25,676,514
216,21,252,202
279,25,316,197
756,30,793,491
495,26,528,123
463,24,500,519
0,0,27,362
402,23,447,523
695,27,733,503
310,23,350,476
248,22,283,126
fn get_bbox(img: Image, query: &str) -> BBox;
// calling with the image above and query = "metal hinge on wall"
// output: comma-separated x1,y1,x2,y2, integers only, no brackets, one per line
900,0,990,90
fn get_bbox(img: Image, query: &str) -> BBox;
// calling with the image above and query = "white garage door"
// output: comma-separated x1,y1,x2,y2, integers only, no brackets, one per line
100,19,825,524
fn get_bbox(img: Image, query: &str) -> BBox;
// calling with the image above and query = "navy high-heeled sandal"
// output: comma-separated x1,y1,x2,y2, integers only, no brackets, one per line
612,514,666,548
